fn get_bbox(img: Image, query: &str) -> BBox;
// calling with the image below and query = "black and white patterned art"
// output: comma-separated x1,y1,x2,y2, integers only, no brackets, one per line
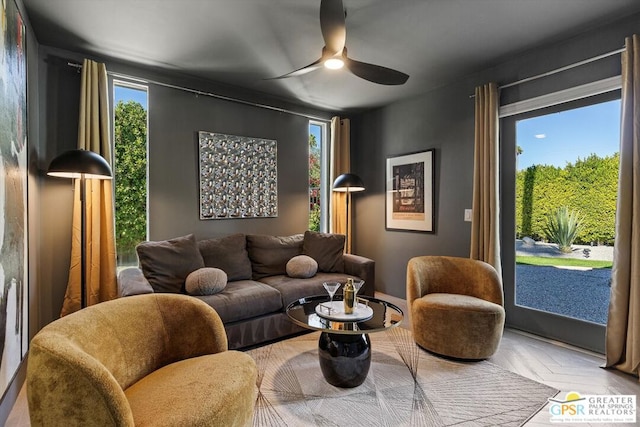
198,131,277,219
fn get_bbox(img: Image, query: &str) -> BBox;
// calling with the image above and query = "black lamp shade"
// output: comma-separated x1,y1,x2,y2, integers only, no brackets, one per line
48,149,113,180
332,173,365,192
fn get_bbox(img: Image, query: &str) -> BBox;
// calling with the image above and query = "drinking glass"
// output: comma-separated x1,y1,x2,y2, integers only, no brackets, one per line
353,280,364,297
322,282,341,306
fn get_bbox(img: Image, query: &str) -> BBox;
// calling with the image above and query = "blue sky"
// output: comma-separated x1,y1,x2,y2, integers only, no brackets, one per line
516,99,620,171
310,123,322,145
114,85,148,109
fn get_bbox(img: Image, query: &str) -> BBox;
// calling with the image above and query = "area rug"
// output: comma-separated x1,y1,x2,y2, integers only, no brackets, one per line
246,328,558,426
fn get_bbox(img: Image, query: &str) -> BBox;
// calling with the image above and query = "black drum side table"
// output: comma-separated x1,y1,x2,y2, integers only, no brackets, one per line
286,295,404,388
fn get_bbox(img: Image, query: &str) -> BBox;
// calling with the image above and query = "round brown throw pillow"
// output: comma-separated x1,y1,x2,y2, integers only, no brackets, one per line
185,268,227,295
286,255,318,278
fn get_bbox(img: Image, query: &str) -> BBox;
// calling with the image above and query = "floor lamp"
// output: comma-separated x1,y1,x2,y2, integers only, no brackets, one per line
48,149,113,308
332,173,365,253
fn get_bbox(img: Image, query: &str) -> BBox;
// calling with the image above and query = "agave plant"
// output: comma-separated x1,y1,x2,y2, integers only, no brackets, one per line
544,206,583,253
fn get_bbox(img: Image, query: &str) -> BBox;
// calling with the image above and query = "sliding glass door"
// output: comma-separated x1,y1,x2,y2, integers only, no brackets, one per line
501,92,620,353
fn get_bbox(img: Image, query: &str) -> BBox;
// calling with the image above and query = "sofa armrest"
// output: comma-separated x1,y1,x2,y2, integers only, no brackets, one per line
117,267,154,297
343,253,375,296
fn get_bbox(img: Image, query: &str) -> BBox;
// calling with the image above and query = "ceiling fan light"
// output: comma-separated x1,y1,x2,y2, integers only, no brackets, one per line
324,58,344,70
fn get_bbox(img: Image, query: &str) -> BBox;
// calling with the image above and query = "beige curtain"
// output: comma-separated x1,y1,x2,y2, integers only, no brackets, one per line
605,35,640,380
470,82,502,277
60,59,118,316
329,117,352,251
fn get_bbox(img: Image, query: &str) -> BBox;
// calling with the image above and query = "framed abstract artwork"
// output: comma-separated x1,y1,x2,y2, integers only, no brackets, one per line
198,131,277,219
386,149,435,232
0,0,29,399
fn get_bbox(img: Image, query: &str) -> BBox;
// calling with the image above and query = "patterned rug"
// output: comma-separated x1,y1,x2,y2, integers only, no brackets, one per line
247,328,558,426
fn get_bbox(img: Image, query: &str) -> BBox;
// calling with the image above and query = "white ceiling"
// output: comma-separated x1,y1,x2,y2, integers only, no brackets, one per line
23,0,640,112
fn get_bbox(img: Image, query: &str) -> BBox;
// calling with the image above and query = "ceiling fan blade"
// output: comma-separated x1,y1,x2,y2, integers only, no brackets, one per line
267,58,323,80
345,57,409,85
320,0,346,54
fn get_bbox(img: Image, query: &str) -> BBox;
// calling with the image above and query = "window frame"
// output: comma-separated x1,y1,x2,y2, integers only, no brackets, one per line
309,120,329,232
501,88,621,353
112,80,150,267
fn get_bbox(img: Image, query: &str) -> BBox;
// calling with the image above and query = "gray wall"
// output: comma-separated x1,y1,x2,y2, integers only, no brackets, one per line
349,12,640,299
35,47,333,330
37,51,80,328
350,82,476,297
147,85,315,240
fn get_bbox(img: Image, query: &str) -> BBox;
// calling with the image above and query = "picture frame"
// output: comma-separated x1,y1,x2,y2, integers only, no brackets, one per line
386,149,435,232
0,0,29,400
198,131,278,220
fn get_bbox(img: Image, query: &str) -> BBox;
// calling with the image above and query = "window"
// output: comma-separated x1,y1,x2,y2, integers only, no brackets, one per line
514,99,620,325
501,88,621,352
113,82,148,267
309,121,327,231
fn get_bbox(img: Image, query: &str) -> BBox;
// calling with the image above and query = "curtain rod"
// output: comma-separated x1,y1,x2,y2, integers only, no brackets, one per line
67,62,331,122
469,46,625,98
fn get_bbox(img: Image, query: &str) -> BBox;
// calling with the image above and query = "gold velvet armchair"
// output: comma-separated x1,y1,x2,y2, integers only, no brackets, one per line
27,294,257,426
406,256,505,359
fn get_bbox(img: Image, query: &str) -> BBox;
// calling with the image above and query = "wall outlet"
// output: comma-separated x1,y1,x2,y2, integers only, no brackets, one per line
464,209,472,222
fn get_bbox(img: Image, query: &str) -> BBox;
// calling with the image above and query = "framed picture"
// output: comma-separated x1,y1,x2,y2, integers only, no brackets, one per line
386,149,435,232
198,131,277,220
0,0,29,399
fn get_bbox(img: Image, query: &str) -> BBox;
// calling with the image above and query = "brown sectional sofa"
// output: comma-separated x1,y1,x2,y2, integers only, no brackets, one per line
117,231,375,349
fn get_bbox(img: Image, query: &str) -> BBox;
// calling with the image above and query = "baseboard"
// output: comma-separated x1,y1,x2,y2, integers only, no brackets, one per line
0,356,28,426
505,327,605,359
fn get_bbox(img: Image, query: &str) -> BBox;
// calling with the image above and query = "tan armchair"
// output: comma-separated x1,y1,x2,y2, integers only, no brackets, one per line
406,256,505,359
27,294,257,426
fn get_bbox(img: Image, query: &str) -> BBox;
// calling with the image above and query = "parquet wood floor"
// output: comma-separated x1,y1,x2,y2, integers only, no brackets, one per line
6,293,638,426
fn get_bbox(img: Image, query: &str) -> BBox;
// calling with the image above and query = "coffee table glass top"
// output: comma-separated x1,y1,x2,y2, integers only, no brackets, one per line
286,295,404,335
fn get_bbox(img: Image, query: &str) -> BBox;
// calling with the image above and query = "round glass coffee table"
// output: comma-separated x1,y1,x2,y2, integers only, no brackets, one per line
286,295,404,388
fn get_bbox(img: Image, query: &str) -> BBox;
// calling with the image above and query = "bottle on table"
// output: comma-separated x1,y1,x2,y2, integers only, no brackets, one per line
343,278,355,314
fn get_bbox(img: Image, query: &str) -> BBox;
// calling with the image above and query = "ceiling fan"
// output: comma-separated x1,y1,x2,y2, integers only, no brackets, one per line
271,0,409,85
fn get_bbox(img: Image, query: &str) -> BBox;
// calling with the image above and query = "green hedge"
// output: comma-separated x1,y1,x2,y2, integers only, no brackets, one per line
515,153,618,245
114,101,147,262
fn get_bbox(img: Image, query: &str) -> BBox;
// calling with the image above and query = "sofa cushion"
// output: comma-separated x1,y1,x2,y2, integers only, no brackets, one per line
136,234,204,293
260,272,358,308
185,268,227,296
125,351,257,427
193,280,283,323
117,268,154,297
246,234,304,279
302,231,345,273
286,255,318,279
198,234,252,281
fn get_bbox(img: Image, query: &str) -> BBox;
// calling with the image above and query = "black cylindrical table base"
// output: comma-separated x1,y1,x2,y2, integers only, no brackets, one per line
318,332,371,388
